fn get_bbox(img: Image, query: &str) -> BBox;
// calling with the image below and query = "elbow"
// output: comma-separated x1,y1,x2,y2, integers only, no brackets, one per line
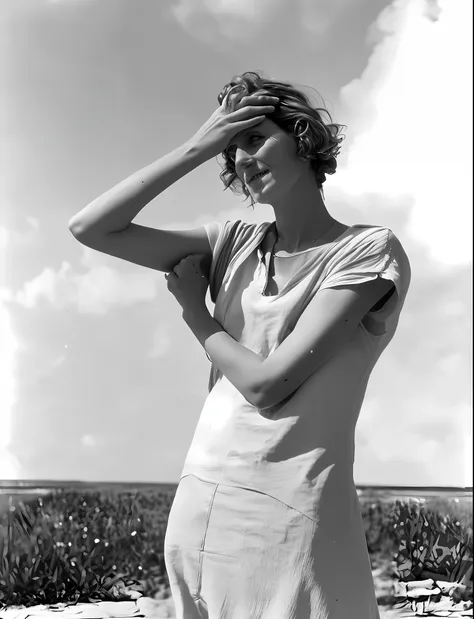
248,392,266,410
68,222,81,239
247,379,280,412
255,394,278,412
244,367,291,412
68,216,105,243
251,378,296,415
68,215,88,239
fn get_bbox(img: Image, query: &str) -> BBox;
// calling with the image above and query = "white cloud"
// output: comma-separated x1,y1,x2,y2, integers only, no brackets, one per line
333,0,472,267
355,398,471,487
0,220,36,480
443,300,469,318
81,434,103,448
164,203,274,232
0,216,40,255
25,216,40,229
170,0,279,44
170,0,472,268
195,0,265,19
465,409,473,487
5,230,170,313
4,207,271,316
13,260,160,314
169,0,349,45
436,352,464,375
299,0,357,37
148,326,172,359
0,299,22,480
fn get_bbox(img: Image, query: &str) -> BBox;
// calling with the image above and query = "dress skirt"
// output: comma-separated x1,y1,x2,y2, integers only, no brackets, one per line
164,474,380,619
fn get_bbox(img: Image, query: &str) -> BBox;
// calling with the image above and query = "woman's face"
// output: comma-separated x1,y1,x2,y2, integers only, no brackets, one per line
226,118,308,205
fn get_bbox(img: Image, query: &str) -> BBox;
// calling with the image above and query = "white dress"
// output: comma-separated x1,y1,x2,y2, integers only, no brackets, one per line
171,219,411,618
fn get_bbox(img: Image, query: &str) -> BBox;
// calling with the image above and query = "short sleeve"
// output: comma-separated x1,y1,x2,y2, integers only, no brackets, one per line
202,218,261,383
318,227,411,319
202,219,256,304
203,221,222,254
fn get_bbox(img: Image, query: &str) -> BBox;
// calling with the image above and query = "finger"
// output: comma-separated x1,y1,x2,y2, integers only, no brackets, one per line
185,253,204,264
237,94,279,108
229,104,276,122
221,90,237,112
231,115,267,131
186,254,205,267
222,84,246,111
180,254,197,265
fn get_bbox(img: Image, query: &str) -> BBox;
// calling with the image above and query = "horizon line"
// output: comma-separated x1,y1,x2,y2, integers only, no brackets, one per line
0,479,472,492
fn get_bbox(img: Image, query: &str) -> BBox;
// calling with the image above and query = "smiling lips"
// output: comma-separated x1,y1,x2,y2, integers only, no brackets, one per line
248,170,270,184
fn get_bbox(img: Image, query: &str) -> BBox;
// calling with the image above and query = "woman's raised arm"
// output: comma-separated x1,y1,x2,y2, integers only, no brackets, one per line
68,141,212,273
68,93,277,273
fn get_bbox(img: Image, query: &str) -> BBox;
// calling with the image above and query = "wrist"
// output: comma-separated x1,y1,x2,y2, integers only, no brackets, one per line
182,302,209,325
182,304,223,349
183,138,214,164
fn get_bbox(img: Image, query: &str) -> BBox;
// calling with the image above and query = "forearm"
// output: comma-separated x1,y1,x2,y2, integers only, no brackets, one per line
183,306,265,406
68,140,209,236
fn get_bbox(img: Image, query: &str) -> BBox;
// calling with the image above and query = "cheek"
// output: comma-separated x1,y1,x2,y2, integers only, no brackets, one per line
260,136,296,167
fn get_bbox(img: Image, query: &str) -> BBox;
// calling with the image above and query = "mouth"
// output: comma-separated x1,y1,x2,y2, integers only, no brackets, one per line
248,170,270,185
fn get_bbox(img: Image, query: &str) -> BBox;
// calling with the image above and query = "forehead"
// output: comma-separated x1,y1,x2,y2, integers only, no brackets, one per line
227,118,280,147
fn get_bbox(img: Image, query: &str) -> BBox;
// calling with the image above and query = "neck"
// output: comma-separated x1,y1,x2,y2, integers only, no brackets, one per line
269,174,339,253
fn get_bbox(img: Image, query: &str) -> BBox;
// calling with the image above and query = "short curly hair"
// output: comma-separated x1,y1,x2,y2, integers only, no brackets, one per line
217,71,346,207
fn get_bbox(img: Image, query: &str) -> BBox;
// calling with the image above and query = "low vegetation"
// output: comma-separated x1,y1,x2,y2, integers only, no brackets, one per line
0,487,472,609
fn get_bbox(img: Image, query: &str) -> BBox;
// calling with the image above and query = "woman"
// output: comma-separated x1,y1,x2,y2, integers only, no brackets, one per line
69,71,411,618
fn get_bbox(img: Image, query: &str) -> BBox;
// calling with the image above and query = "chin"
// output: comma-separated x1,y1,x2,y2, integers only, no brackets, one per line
250,183,276,206
250,193,269,206
253,197,272,206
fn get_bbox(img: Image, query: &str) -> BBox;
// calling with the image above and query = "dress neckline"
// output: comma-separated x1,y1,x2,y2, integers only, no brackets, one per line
262,221,353,259
258,222,355,300
275,225,353,258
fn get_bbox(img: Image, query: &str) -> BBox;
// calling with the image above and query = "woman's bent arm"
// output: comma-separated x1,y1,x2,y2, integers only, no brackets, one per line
182,277,396,412
68,96,277,271
68,90,277,237
68,141,209,237
67,141,213,273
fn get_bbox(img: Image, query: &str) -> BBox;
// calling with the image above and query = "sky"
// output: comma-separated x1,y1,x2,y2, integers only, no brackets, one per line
0,0,472,487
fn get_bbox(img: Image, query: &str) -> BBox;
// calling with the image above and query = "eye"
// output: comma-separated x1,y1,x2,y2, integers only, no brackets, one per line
224,134,263,160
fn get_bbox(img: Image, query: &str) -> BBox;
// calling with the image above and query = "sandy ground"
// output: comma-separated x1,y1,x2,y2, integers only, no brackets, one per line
134,566,413,618
136,595,412,619
135,564,471,618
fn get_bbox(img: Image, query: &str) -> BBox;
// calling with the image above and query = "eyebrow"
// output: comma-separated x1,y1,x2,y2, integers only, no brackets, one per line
227,128,262,150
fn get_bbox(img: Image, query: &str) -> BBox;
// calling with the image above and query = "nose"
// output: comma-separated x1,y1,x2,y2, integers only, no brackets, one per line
234,148,255,179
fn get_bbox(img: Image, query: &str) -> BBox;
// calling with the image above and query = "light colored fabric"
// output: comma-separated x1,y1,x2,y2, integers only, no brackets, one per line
165,474,380,619
167,219,411,618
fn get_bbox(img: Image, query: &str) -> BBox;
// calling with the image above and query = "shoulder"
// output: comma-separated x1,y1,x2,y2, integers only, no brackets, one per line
349,224,412,298
346,225,409,259
206,219,273,303
351,224,404,243
349,224,389,242
320,224,411,294
208,218,271,237
208,219,272,252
